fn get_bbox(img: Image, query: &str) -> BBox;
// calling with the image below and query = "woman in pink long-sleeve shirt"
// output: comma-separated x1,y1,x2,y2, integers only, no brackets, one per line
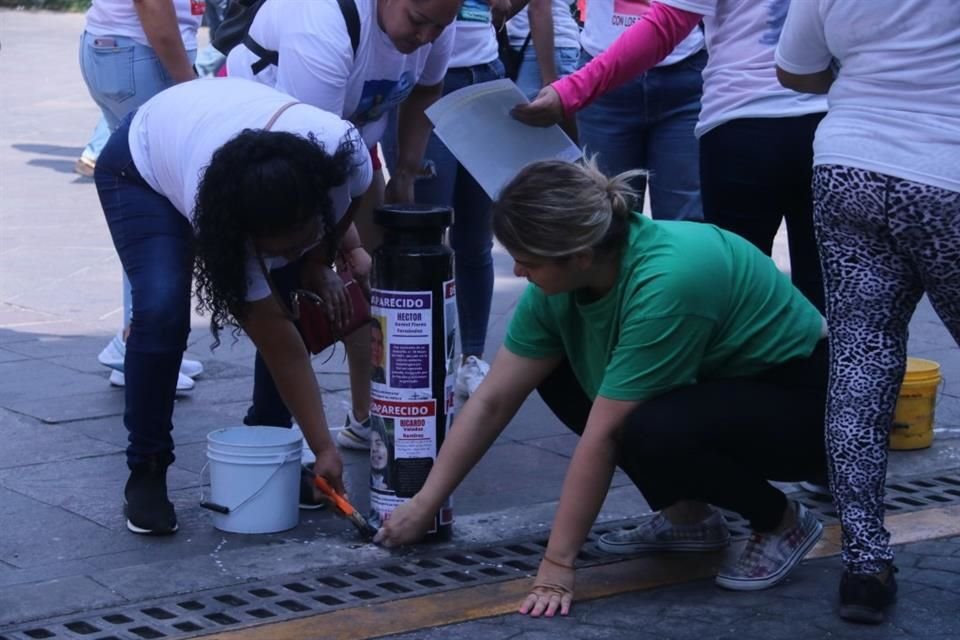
548,0,707,223
515,0,828,312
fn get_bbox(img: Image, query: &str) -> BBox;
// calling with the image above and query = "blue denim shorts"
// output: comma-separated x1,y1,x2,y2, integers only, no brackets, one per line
515,46,580,101
79,31,196,130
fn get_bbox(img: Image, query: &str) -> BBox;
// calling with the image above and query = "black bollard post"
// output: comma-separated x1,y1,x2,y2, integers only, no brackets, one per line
368,204,456,541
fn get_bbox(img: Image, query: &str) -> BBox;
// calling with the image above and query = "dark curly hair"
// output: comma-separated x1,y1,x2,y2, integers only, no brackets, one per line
193,128,357,346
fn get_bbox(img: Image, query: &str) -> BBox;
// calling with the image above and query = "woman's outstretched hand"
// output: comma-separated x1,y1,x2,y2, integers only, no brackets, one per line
519,555,574,617
511,86,565,128
373,495,435,547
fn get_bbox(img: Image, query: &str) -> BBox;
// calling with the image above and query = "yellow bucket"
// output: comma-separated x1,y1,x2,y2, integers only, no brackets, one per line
889,357,942,451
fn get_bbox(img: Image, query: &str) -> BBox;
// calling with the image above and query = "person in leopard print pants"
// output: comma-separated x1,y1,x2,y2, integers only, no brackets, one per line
776,0,960,624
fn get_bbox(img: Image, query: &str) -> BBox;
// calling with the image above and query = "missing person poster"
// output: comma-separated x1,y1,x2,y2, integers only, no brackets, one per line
369,398,449,528
368,282,456,532
370,288,433,400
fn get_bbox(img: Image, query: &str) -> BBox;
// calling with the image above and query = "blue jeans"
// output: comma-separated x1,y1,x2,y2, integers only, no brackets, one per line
515,45,580,101
79,31,196,329
81,116,111,161
79,32,196,130
382,60,505,357
95,116,193,467
576,49,706,221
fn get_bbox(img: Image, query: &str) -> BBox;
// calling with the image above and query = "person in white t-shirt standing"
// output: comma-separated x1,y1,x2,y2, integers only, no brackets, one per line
93,78,373,535
382,0,505,403
80,0,204,392
506,0,581,102
514,0,829,313
776,0,960,624
225,0,458,451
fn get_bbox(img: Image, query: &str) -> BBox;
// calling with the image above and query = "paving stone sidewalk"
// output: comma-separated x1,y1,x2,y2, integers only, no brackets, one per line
384,536,960,640
1,8,959,636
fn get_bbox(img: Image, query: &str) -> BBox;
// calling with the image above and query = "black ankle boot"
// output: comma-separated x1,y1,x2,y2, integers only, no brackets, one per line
839,565,897,624
124,455,178,535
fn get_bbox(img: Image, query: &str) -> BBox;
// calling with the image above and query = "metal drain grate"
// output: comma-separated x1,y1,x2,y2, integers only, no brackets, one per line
4,471,960,640
718,472,960,536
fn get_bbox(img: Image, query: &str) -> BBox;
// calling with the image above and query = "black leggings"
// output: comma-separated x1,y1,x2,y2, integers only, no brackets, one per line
537,341,829,531
699,113,826,313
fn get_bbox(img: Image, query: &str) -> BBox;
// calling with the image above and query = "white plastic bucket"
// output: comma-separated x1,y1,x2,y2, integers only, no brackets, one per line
203,426,301,534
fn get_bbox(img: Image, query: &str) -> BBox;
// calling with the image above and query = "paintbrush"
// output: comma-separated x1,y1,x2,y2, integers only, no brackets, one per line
313,475,379,540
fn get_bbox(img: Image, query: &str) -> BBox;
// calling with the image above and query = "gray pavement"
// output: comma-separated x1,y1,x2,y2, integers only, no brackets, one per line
1,8,959,638
384,536,960,640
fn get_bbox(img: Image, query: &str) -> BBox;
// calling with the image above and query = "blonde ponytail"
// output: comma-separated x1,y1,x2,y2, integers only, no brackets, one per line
492,156,646,259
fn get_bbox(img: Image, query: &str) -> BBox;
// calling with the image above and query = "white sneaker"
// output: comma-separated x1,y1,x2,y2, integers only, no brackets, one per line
290,422,317,464
178,358,204,379
74,155,96,178
454,356,490,399
598,509,731,554
98,332,126,370
109,369,195,392
715,501,823,591
98,331,204,378
335,412,372,450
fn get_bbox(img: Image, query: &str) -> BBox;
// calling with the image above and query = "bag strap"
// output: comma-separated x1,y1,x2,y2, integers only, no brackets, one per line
513,32,532,79
264,100,301,131
518,32,533,59
337,0,361,58
244,32,279,75
256,100,307,321
245,0,361,74
256,254,300,322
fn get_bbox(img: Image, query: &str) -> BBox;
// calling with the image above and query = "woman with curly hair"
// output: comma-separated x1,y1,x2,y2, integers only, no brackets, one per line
94,77,372,535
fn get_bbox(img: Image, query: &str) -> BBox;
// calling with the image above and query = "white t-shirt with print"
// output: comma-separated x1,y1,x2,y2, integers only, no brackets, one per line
449,0,499,68
581,0,704,67
661,0,825,137
226,0,454,147
507,0,581,51
128,78,373,302
85,0,202,50
355,21,453,144
776,0,960,193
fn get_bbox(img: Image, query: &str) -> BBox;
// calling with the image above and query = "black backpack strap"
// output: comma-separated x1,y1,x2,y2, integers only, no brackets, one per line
243,0,359,74
244,33,280,74
337,0,361,58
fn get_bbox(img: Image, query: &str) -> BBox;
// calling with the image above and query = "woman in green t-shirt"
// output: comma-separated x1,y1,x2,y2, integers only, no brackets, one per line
374,158,829,617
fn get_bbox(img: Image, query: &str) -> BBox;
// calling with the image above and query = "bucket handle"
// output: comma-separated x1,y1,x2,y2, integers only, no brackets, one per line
935,376,947,407
199,449,301,515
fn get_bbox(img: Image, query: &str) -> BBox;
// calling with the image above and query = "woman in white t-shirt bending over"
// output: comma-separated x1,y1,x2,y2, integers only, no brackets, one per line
226,0,458,450
93,78,372,536
776,0,960,625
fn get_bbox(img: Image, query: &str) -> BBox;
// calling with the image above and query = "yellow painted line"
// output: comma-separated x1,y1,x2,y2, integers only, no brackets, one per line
199,504,960,640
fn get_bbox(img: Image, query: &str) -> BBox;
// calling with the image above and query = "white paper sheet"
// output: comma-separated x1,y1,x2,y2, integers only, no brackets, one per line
425,79,582,199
